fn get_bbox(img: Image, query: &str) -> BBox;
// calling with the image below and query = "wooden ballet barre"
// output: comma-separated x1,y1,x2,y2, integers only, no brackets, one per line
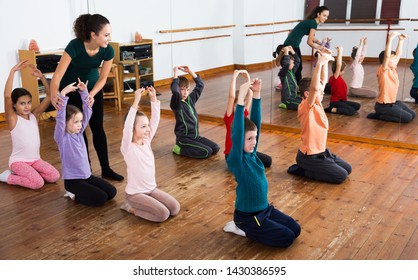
159,25,235,33
245,20,300,28
246,29,291,37
158,35,231,45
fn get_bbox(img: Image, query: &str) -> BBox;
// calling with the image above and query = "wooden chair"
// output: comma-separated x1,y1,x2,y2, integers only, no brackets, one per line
102,64,122,111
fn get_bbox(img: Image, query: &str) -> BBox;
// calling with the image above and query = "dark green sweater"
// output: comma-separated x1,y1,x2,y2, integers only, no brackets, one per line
226,99,268,213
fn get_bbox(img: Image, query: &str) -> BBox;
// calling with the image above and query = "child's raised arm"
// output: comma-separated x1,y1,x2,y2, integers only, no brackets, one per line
4,60,28,129
308,52,334,106
382,32,400,69
333,46,343,78
53,82,77,143
251,78,261,100
236,81,251,107
132,87,145,109
121,87,145,154
147,86,161,140
394,33,407,62
179,65,197,79
31,65,52,119
226,70,250,116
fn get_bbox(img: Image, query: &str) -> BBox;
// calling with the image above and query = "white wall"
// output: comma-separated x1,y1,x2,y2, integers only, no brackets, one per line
1,0,416,113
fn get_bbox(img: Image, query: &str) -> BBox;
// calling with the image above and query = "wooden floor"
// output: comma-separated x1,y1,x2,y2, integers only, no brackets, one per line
0,95,417,260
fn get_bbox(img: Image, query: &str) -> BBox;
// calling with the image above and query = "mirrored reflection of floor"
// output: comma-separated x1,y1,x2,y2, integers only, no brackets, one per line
154,60,417,145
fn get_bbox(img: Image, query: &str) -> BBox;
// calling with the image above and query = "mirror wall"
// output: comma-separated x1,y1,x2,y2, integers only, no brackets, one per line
48,0,418,147
164,0,417,146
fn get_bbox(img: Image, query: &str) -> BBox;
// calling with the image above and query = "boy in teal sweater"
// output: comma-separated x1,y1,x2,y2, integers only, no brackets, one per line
223,78,300,248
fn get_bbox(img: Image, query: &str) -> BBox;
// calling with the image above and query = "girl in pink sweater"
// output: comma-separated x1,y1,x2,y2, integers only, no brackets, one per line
0,60,60,189
120,87,180,222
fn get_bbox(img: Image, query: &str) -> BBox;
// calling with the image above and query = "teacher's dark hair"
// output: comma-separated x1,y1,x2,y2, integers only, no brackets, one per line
73,14,110,42
306,6,329,20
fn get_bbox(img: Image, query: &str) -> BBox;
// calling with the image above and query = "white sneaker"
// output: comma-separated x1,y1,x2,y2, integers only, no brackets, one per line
403,97,416,103
64,191,75,200
223,221,246,237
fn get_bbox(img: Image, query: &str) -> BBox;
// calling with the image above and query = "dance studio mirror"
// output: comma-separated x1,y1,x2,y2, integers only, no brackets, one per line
87,0,416,146
164,1,417,146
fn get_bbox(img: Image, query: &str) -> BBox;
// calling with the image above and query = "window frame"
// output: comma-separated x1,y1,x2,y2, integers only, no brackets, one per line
305,0,401,25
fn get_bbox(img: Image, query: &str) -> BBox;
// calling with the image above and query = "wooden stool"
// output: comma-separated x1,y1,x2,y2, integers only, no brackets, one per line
102,64,122,111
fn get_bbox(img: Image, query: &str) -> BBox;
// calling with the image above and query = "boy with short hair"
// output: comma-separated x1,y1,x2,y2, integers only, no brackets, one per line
224,77,300,248
325,46,361,116
367,32,416,123
170,65,220,158
287,50,351,184
278,46,302,110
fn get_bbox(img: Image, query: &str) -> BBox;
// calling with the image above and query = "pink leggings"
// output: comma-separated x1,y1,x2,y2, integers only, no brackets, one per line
8,159,60,190
126,188,180,222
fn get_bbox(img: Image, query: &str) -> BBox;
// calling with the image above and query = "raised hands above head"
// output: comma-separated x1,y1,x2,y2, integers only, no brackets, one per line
389,31,401,40
335,46,343,54
29,64,43,78
399,33,408,40
147,86,157,102
133,87,146,107
177,65,191,73
316,51,334,65
60,82,78,97
250,78,262,99
77,78,88,93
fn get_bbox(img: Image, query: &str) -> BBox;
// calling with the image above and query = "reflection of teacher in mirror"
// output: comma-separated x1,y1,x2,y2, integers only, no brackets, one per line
283,5,329,84
50,14,124,181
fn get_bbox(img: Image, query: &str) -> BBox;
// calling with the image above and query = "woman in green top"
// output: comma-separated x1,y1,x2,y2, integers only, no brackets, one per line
51,14,123,181
283,5,329,84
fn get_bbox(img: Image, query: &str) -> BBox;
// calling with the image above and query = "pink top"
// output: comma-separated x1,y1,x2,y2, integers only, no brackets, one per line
298,98,328,155
350,44,367,88
377,64,398,104
9,113,40,166
121,101,160,195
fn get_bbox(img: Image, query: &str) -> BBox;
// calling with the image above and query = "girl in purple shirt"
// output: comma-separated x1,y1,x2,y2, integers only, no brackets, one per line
54,79,116,206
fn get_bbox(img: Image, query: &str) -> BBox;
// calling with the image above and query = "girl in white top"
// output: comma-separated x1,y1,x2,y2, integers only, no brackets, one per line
0,61,60,189
349,37,377,98
120,86,180,222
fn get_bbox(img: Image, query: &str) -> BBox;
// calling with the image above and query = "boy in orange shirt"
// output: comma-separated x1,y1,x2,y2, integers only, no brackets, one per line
367,31,415,123
287,50,351,184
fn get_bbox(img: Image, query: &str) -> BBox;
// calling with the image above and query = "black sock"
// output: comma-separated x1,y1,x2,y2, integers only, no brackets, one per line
287,164,305,176
102,168,124,181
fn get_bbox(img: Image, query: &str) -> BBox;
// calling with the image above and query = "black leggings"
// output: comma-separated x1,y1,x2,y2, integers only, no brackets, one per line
293,47,302,85
177,136,220,159
375,101,416,123
234,205,301,248
296,148,351,184
66,90,111,171
64,175,117,206
329,100,361,116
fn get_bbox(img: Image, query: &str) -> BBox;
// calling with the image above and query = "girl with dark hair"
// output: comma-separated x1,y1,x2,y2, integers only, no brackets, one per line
0,61,60,189
50,13,124,181
54,79,116,206
282,5,330,84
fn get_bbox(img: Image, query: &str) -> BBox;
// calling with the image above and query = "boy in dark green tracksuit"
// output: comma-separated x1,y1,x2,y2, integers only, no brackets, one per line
278,46,302,110
170,65,219,158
